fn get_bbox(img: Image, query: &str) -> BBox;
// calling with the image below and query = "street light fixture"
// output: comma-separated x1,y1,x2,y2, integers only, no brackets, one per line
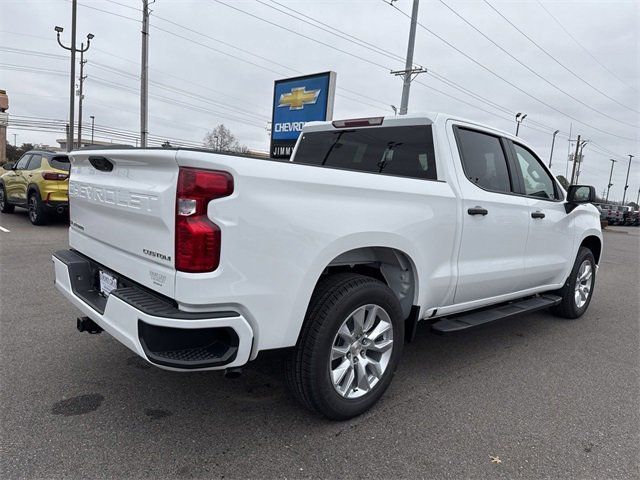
605,159,617,203
515,112,527,136
54,0,94,151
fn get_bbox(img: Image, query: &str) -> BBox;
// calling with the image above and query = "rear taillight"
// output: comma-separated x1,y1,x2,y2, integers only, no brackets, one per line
175,167,233,273
42,172,69,181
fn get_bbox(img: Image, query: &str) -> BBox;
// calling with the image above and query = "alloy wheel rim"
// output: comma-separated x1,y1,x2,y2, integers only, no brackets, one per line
329,304,394,399
574,260,593,309
28,197,37,222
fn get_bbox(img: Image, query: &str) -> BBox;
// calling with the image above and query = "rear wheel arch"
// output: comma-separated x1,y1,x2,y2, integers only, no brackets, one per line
319,246,418,320
27,183,41,198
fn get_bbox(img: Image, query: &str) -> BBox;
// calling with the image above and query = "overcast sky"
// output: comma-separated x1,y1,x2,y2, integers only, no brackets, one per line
1,0,638,202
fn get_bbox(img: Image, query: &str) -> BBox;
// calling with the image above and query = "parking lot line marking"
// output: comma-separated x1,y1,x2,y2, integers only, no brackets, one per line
0,226,10,233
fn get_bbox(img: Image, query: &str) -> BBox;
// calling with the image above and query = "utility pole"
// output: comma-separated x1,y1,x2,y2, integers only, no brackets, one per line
390,0,425,115
575,141,588,183
636,187,639,206
515,112,527,136
570,134,581,185
606,159,617,203
90,115,95,144
13,133,17,146
621,154,634,205
140,0,151,147
77,42,89,148
548,129,559,168
55,0,93,152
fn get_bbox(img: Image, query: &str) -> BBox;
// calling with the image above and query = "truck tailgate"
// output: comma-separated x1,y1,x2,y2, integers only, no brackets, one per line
68,149,178,297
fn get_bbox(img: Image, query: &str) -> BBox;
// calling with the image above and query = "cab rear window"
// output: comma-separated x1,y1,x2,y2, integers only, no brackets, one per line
50,156,70,171
293,126,437,180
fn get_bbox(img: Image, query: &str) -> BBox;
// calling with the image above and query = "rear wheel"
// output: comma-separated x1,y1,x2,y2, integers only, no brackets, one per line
0,185,15,213
285,273,404,420
551,247,596,319
28,191,47,225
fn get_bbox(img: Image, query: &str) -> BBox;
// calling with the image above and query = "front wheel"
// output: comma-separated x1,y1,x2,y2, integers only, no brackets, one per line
0,185,15,213
285,273,404,420
551,247,596,319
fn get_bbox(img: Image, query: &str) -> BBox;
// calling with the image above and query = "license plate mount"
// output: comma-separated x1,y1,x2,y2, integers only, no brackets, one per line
98,270,118,297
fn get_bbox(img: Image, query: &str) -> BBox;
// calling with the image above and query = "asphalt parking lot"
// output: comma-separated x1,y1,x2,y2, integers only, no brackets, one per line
1,209,638,479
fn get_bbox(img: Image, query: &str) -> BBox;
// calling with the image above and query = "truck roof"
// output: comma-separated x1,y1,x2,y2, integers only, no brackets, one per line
302,112,518,141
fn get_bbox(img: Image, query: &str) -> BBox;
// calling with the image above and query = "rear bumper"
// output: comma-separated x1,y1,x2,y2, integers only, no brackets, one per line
44,200,68,212
52,249,253,371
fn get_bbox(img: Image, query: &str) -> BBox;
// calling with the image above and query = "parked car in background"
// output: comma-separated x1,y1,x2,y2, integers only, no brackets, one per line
0,150,70,225
604,205,624,225
624,208,640,226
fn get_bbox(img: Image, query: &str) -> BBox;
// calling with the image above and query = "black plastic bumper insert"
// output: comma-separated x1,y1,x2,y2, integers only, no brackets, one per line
138,320,239,369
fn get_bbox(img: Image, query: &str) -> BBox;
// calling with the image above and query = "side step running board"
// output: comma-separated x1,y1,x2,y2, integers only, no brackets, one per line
431,294,562,334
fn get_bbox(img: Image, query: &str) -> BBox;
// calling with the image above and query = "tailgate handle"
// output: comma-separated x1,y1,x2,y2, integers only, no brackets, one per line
88,156,114,172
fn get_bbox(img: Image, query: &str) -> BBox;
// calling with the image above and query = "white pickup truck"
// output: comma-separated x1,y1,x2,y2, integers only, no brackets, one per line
53,113,602,419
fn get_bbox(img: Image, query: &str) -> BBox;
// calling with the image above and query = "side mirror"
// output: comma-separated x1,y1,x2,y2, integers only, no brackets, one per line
565,185,596,213
2,162,14,170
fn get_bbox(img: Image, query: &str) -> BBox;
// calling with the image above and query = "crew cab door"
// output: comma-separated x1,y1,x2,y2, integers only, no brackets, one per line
508,141,574,288
6,154,31,202
451,126,529,304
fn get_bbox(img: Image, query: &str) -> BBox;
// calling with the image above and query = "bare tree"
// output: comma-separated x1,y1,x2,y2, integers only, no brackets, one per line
203,124,247,152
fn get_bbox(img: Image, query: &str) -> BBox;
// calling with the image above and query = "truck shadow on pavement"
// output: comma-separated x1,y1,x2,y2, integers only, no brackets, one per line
56,306,568,428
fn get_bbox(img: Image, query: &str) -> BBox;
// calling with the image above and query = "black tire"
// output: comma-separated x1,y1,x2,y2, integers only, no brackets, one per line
0,185,15,214
28,190,48,225
551,247,596,319
285,273,404,420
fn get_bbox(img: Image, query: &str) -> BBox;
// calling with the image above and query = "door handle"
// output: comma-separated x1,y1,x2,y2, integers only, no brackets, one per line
467,206,488,216
531,211,545,219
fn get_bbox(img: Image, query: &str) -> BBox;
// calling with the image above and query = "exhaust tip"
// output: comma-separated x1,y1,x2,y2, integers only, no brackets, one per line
224,367,242,379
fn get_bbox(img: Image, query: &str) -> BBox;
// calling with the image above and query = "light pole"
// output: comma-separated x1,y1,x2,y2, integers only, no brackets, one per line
605,159,617,203
140,0,152,147
13,133,17,146
515,112,527,136
548,129,559,168
90,115,95,144
622,154,634,205
55,2,93,152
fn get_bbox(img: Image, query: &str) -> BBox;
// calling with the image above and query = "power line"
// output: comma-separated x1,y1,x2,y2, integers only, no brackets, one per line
483,0,639,115
437,0,638,127
74,0,140,22
536,0,638,93
385,0,637,142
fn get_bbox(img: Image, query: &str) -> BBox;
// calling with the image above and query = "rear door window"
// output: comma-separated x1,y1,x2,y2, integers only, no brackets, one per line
455,128,512,193
50,156,71,171
294,125,437,180
27,155,42,170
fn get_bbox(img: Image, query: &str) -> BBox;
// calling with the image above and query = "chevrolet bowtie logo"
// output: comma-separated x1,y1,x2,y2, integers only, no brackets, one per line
278,87,320,110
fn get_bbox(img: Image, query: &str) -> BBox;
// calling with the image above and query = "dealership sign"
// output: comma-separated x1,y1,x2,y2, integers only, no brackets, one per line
270,71,336,159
